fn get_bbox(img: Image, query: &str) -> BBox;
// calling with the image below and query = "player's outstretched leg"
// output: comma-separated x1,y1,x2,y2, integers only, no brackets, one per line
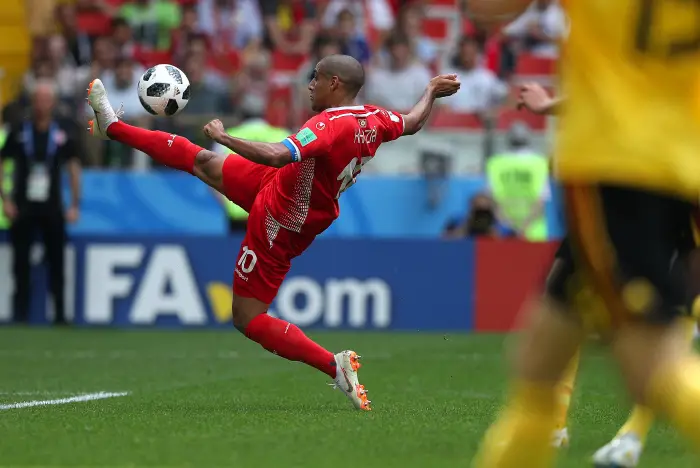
233,295,371,411
592,316,698,467
473,298,584,467
552,350,579,448
613,319,700,453
86,79,226,191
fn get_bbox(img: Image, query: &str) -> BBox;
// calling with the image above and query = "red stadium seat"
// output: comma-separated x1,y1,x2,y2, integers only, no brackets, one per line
462,18,476,36
272,51,307,72
421,18,449,40
430,110,483,129
133,49,173,67
497,108,547,131
484,37,502,74
515,54,556,76
76,11,112,36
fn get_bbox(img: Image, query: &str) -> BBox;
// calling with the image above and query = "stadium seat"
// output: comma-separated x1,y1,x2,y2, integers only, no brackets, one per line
462,18,476,36
0,0,30,105
421,18,449,41
429,110,483,130
76,11,112,36
515,54,556,76
484,37,502,74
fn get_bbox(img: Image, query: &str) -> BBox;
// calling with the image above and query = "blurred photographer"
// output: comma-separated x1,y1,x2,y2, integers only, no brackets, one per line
443,192,504,239
0,80,82,324
465,193,501,237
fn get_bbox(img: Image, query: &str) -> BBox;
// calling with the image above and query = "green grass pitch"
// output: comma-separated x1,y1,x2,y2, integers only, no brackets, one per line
0,328,695,467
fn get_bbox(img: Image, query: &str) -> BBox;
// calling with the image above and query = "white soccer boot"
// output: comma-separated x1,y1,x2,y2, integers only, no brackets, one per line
592,433,643,467
551,427,570,448
86,79,121,140
331,350,371,411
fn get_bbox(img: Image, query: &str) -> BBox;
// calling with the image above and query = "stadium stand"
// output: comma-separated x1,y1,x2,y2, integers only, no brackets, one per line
0,0,559,172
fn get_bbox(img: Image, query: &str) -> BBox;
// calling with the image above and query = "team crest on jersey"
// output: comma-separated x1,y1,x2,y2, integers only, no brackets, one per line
296,127,318,147
316,121,326,131
358,119,367,128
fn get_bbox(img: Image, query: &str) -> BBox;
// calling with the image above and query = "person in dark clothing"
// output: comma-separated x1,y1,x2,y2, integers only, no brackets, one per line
0,80,82,325
55,3,91,67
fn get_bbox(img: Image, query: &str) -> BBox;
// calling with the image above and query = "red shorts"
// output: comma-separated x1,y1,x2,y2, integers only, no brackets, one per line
221,154,277,212
222,155,315,304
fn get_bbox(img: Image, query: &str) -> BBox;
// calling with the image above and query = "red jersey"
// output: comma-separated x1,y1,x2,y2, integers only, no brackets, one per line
266,105,405,236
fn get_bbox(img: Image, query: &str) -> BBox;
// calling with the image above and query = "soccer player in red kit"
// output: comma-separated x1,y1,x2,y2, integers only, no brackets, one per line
85,54,460,411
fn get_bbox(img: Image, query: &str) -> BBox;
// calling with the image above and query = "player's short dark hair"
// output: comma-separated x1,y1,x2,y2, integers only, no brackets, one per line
317,54,365,97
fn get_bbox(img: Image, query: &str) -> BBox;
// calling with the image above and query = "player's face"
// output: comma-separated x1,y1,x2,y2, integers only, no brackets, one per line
308,68,337,112
33,86,56,117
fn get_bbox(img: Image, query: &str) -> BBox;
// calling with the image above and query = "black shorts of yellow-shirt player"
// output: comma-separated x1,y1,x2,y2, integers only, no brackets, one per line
545,184,698,331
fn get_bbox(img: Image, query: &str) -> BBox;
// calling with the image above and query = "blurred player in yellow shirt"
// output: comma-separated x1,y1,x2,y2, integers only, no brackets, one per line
468,0,700,466
518,82,700,467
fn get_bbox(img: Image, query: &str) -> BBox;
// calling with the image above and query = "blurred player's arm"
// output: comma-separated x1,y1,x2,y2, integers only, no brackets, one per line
518,83,564,115
203,119,294,168
402,74,461,135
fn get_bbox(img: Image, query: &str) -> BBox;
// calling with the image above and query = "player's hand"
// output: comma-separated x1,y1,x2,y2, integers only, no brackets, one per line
65,206,80,224
429,74,461,99
2,200,17,220
203,119,226,142
517,82,553,115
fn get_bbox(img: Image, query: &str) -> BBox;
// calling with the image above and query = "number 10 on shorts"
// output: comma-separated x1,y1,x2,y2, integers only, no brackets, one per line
237,246,257,274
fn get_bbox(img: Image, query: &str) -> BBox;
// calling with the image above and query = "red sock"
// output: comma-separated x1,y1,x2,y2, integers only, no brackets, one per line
107,121,201,174
245,314,337,378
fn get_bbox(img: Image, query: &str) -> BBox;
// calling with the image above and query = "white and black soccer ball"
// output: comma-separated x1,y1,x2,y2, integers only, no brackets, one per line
137,64,190,116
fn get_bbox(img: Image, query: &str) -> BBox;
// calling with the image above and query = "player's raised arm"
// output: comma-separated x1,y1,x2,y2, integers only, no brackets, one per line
518,83,564,116
402,74,461,136
203,119,295,168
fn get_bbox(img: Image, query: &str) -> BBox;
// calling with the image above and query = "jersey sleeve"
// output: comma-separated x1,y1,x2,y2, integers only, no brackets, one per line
371,106,406,142
281,115,333,162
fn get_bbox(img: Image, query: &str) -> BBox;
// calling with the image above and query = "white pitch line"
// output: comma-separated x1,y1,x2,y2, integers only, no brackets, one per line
0,391,129,410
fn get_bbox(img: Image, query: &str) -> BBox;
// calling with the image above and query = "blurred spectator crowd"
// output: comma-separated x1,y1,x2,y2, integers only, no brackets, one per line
3,0,565,168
